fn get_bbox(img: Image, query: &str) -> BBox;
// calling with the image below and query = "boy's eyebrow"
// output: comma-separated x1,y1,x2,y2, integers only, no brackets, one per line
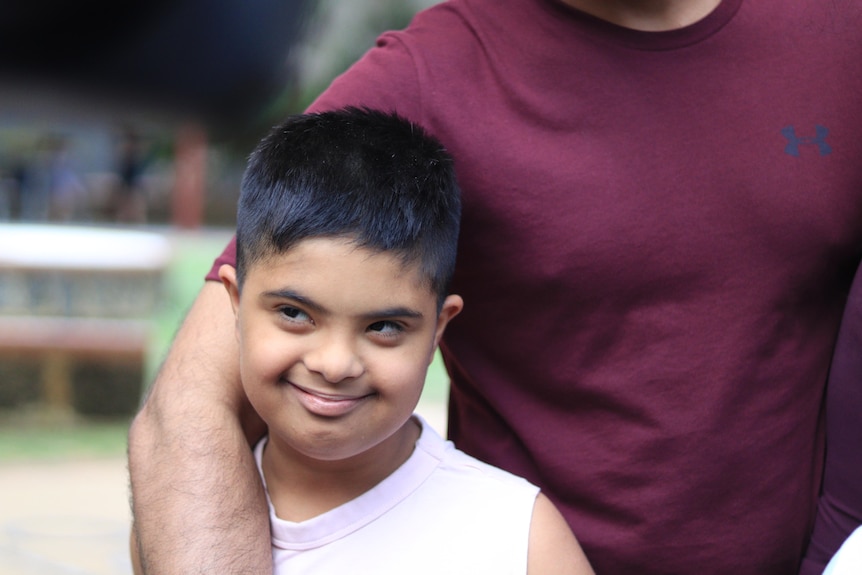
261,289,326,313
361,307,425,321
260,289,425,319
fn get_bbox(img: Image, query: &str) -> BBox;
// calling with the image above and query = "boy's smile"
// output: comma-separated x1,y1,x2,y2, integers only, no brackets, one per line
220,237,461,491
288,381,374,418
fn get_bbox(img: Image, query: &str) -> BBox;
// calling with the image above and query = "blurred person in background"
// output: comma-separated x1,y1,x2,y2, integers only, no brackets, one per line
7,152,34,221
43,135,86,222
110,127,149,224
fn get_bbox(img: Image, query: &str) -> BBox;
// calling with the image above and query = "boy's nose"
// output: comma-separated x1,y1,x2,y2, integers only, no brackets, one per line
303,333,364,383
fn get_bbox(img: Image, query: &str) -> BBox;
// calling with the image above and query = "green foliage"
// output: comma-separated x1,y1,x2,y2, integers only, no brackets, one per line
0,418,130,462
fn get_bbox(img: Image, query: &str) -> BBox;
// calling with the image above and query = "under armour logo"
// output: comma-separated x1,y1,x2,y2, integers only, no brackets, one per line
782,125,832,157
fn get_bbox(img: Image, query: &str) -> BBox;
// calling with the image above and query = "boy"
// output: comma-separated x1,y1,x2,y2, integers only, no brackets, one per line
133,108,594,574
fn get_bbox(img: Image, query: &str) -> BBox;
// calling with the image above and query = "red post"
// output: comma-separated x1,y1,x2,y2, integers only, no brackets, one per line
172,123,207,229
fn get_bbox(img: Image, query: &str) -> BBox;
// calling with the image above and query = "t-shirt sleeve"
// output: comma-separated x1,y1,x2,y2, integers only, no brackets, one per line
799,265,862,574
204,28,424,281
204,234,237,281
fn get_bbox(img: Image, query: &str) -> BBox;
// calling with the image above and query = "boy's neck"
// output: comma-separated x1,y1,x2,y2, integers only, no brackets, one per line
559,0,722,31
262,417,422,523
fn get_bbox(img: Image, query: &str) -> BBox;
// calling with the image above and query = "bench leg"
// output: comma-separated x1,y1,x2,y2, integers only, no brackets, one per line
42,352,72,410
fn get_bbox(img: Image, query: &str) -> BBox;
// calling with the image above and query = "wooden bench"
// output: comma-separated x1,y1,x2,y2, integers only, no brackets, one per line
0,224,171,415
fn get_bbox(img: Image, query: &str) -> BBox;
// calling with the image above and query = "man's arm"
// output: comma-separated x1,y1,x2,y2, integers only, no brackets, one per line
128,280,271,574
799,265,862,575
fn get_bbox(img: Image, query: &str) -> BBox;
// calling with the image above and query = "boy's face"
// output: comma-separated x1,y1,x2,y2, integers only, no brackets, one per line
220,237,462,466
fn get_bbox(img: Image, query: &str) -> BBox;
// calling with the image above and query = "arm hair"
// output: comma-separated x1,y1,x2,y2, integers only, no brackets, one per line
128,280,271,574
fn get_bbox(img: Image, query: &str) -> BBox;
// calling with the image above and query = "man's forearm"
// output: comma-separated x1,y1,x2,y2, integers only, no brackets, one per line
129,405,270,574
799,265,862,575
128,281,271,574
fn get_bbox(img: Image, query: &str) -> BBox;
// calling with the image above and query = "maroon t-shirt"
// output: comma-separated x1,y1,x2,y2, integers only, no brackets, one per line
208,0,862,572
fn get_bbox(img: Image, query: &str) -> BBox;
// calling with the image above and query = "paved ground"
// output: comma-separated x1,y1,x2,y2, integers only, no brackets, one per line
0,457,132,575
0,401,446,575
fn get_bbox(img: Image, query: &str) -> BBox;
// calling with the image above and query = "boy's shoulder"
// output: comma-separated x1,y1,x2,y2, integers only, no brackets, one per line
415,415,539,496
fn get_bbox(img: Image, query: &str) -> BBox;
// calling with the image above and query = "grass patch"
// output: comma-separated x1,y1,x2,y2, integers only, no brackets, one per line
0,408,130,463
145,232,232,384
423,353,450,402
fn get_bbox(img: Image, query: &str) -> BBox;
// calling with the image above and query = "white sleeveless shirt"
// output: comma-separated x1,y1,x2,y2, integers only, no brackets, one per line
255,415,540,574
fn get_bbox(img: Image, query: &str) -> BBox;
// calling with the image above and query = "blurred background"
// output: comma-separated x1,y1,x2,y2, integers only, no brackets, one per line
0,1,447,573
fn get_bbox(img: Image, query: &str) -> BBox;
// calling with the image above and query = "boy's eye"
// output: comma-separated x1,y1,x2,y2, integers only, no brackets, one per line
279,306,311,323
367,320,404,336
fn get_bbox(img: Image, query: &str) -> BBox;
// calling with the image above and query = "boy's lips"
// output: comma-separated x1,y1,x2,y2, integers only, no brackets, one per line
288,382,372,418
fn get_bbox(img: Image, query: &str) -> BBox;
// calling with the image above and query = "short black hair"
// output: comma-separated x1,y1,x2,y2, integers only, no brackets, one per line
235,107,461,302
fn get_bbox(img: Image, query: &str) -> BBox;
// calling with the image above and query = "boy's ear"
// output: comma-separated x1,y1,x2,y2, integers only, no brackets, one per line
218,264,241,317
432,294,463,351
